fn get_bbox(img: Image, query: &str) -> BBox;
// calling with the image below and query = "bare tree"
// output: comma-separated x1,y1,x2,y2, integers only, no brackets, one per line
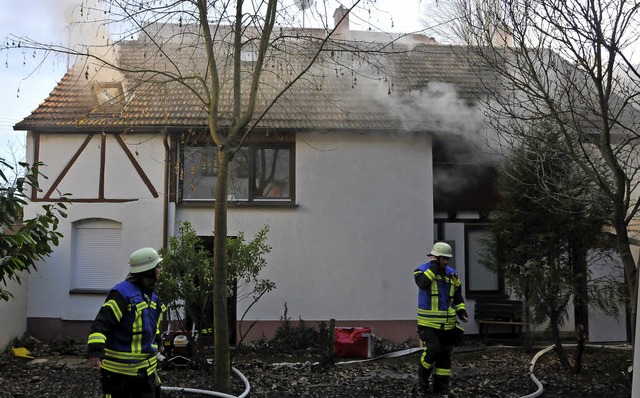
0,0,412,391
433,0,640,347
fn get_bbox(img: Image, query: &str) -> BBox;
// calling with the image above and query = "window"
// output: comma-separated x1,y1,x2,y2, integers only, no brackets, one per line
71,218,124,292
181,143,294,203
465,224,503,297
91,82,125,113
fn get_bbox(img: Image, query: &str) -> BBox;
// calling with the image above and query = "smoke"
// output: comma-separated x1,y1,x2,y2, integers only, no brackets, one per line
373,81,503,199
62,0,121,81
379,81,501,163
388,82,485,135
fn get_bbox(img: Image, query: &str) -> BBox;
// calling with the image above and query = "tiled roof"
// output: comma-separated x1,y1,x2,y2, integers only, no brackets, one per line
15,28,492,133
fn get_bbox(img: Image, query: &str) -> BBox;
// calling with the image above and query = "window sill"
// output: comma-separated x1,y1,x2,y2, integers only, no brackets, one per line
70,289,110,295
466,292,509,300
180,200,298,208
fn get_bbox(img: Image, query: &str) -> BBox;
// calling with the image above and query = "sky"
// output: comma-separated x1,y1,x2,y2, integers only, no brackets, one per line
0,0,429,163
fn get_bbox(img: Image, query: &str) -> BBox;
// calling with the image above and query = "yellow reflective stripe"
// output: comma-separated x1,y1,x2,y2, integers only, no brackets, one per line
424,269,436,281
435,367,451,376
155,306,165,331
88,332,106,345
417,319,458,328
417,315,457,323
101,357,157,376
420,349,433,368
132,307,143,354
418,308,451,316
105,348,156,361
455,303,466,311
430,278,438,310
103,299,123,321
449,282,455,298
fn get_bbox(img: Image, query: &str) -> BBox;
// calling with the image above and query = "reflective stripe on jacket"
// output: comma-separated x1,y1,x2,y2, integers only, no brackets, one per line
88,280,166,376
414,262,466,330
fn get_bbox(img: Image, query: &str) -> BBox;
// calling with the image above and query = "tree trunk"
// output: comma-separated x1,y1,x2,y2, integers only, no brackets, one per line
615,225,638,346
551,314,571,369
573,251,589,373
213,148,231,392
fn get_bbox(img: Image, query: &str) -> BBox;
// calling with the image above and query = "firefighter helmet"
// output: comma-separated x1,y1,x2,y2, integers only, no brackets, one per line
129,247,162,274
430,242,453,258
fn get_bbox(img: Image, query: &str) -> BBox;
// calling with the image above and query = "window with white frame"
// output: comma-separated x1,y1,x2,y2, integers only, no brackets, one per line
465,224,503,296
71,218,124,292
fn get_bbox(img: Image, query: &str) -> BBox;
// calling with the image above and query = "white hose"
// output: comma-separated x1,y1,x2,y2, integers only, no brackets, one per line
160,343,628,397
333,347,423,364
517,344,555,398
516,343,631,398
161,366,250,397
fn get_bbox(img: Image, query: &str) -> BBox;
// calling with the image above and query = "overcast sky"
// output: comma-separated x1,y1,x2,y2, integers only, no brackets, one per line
0,0,428,163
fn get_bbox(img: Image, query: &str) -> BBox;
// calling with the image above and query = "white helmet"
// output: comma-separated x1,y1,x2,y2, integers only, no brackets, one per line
129,247,162,274
430,242,453,258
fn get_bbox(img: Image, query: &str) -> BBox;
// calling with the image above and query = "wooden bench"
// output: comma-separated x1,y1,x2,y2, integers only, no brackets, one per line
475,300,527,343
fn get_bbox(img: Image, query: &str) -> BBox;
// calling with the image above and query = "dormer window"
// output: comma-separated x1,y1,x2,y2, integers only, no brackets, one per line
241,50,258,63
92,82,125,113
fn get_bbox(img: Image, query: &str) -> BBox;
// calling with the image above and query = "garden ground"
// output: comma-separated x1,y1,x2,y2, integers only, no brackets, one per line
0,336,632,397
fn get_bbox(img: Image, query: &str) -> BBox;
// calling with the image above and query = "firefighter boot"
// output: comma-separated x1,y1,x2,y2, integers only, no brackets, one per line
433,375,455,398
417,365,432,395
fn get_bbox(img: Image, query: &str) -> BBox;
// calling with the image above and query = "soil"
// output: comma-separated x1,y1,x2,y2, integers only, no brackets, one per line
0,337,632,398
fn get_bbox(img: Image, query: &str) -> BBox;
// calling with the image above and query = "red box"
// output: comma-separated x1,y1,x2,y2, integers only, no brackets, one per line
333,327,374,358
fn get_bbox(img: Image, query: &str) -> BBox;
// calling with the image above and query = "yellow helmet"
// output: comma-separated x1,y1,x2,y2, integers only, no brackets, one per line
430,242,453,258
129,247,162,274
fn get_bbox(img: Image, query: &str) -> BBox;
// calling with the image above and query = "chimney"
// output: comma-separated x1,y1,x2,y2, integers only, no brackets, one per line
333,5,349,34
489,23,513,47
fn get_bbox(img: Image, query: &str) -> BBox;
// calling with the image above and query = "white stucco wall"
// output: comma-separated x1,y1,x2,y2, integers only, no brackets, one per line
177,130,433,324
0,275,28,350
588,251,627,343
24,132,167,323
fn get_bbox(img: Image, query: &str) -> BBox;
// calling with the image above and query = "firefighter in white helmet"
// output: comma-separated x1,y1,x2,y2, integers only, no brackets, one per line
87,247,166,398
413,242,468,397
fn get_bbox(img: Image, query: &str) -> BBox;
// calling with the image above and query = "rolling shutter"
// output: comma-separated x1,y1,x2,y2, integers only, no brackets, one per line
72,219,124,290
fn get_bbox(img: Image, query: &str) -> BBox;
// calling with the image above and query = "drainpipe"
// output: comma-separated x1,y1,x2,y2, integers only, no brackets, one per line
632,273,640,395
162,127,170,249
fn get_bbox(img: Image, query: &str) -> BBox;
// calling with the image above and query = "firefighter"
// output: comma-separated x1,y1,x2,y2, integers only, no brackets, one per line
413,242,468,397
87,247,167,398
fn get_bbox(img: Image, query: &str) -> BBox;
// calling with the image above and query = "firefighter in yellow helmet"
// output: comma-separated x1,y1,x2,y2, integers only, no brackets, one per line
87,247,166,398
413,242,468,397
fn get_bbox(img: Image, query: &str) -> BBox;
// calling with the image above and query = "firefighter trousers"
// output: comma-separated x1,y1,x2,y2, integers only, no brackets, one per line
100,368,161,398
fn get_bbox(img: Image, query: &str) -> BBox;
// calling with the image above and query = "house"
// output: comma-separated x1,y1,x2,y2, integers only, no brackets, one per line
8,9,627,346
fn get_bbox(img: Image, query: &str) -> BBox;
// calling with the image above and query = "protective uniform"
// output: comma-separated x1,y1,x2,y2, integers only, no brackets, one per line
87,247,166,398
413,242,467,396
